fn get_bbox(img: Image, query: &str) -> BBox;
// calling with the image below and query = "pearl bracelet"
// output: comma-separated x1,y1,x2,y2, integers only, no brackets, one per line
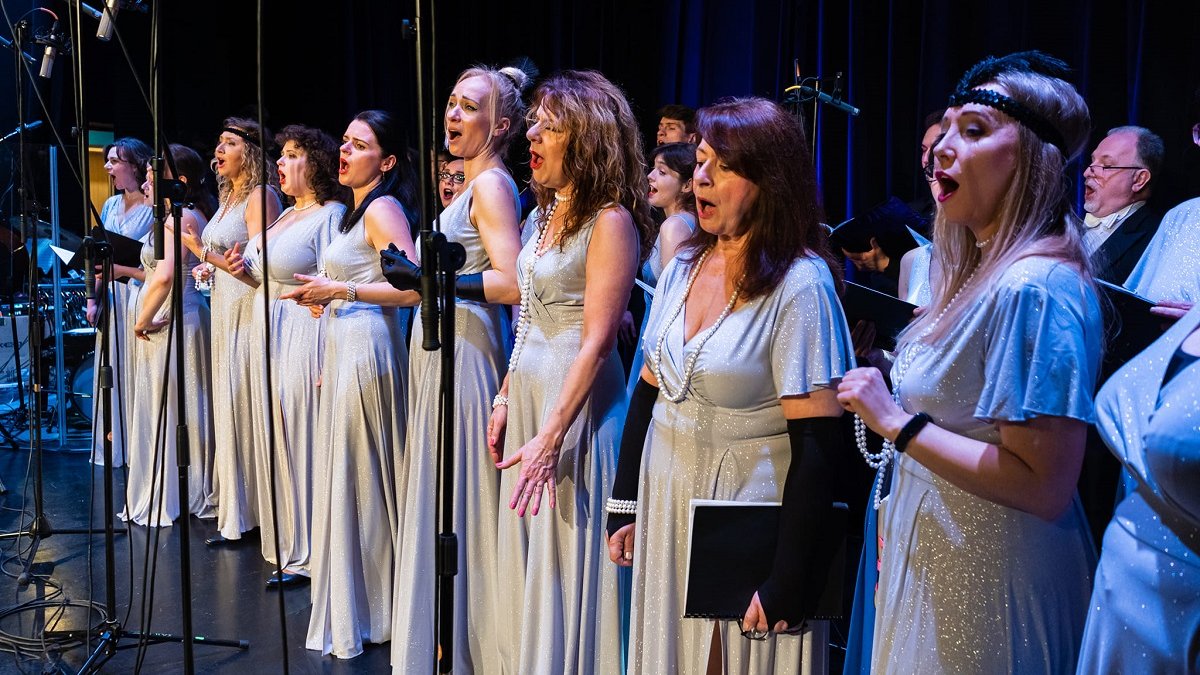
605,498,637,515
491,394,509,409
345,282,357,303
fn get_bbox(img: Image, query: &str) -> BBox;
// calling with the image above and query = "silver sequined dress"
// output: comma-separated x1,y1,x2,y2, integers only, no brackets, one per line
242,202,342,573
873,257,1102,673
204,197,260,539
627,213,697,398
306,202,408,659
392,169,519,673
91,194,154,467
121,222,215,525
1125,196,1200,303
903,243,933,306
1077,305,1200,672
629,254,854,675
494,206,627,674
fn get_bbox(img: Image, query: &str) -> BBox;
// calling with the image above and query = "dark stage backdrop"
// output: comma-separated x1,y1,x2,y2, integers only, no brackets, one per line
2,0,1199,234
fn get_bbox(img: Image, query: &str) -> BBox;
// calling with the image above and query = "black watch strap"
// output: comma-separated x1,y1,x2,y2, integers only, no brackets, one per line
894,412,932,454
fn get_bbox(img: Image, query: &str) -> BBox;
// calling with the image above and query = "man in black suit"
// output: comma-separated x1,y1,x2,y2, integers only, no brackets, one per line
1082,125,1165,283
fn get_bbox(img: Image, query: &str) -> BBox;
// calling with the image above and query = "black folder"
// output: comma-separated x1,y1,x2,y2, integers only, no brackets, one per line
55,230,145,282
841,281,918,351
829,196,929,255
1097,280,1162,381
683,500,847,621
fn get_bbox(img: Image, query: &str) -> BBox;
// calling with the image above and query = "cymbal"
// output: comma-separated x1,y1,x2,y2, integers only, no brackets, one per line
7,217,83,249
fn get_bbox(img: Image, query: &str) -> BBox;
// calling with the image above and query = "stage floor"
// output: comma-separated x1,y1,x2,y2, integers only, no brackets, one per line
0,443,393,674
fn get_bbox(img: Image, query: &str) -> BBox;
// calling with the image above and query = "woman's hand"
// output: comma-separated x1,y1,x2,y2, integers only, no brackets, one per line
1150,299,1192,321
496,431,560,517
280,273,343,307
607,523,636,566
487,403,508,464
180,219,204,258
225,241,247,278
133,315,169,341
191,263,212,285
836,366,909,439
86,299,99,326
741,592,789,637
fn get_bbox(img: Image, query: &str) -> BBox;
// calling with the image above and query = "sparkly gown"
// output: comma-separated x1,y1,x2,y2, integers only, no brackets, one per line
242,202,342,573
1077,305,1200,672
121,223,215,525
626,213,697,398
204,197,260,539
495,207,627,675
91,194,154,467
1124,196,1200,303
306,202,408,659
392,169,518,673
873,257,1102,673
630,255,854,675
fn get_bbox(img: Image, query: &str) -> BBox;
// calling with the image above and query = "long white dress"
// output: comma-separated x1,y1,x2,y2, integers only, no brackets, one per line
391,170,518,673
90,194,154,467
121,224,215,525
629,254,854,675
242,202,342,573
204,198,260,539
873,257,1102,673
306,202,408,659
495,207,626,675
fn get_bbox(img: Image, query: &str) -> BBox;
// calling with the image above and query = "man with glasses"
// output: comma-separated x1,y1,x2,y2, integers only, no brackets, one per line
1082,126,1165,283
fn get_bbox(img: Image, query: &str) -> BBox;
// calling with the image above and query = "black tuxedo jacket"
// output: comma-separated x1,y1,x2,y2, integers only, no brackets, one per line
1089,204,1164,285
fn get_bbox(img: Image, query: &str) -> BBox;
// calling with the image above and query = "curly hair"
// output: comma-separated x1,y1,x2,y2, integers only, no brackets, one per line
274,124,345,205
680,98,837,301
212,116,279,207
529,70,654,260
454,60,536,159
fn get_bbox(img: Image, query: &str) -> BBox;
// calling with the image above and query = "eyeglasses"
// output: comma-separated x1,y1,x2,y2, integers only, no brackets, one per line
438,171,465,185
1085,164,1145,175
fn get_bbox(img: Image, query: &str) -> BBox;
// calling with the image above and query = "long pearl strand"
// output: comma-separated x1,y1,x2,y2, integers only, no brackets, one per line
649,246,745,403
507,195,565,371
856,268,978,510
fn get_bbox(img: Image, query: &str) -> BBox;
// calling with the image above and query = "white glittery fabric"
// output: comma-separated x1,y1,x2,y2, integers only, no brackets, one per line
874,256,1102,674
628,254,854,675
241,202,342,573
306,207,408,659
494,206,625,675
392,169,519,673
204,198,260,539
90,194,154,467
903,243,934,306
121,222,215,525
1124,196,1200,303
1078,305,1200,672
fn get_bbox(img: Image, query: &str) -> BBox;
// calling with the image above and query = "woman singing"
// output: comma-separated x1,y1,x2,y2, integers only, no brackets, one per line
607,98,855,674
224,124,345,586
487,70,654,674
282,110,419,659
387,63,529,673
837,52,1102,673
183,117,281,544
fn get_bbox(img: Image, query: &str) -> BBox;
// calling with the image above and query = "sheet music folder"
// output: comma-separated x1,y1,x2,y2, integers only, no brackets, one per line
828,196,929,254
841,281,918,351
52,230,145,282
1097,280,1161,378
683,499,847,621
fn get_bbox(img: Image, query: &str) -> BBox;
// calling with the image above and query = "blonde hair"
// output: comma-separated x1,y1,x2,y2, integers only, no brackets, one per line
454,63,534,158
904,68,1092,346
212,117,280,207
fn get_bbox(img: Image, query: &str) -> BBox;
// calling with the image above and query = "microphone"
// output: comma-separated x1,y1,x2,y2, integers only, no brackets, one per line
82,236,96,299
34,22,70,79
74,1,102,20
96,0,119,41
0,32,38,67
789,85,860,117
0,120,43,143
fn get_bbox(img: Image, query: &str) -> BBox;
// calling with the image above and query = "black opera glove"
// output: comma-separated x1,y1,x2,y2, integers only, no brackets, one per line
606,377,659,538
379,242,488,303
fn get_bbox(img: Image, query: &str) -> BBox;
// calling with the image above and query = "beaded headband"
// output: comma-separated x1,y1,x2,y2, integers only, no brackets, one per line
948,51,1073,155
946,88,1068,154
221,126,261,147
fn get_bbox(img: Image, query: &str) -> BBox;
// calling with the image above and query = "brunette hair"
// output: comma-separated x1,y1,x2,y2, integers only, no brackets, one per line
528,70,654,258
339,110,419,233
680,97,837,301
275,124,345,205
657,104,697,133
104,137,153,191
650,142,697,215
167,144,218,220
213,116,279,206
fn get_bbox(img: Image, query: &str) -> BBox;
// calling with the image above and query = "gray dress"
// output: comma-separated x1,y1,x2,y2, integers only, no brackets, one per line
627,213,697,398
1124,196,1200,303
305,203,408,659
204,197,259,539
630,255,854,675
121,223,215,525
242,202,342,573
495,207,626,675
392,169,518,673
874,257,1102,674
1077,305,1200,672
91,194,154,467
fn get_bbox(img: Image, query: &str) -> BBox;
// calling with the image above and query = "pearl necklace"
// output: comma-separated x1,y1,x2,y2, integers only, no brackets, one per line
855,267,978,510
507,195,566,371
292,198,318,212
649,247,745,403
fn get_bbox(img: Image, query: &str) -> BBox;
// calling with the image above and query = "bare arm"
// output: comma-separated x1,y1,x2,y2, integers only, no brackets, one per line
134,218,193,335
469,171,523,305
657,214,693,269
243,185,281,241
897,247,917,301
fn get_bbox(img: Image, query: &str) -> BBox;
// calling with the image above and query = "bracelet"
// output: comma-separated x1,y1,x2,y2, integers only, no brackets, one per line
200,244,211,264
893,412,932,454
605,498,637,515
345,282,357,303
491,394,509,409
